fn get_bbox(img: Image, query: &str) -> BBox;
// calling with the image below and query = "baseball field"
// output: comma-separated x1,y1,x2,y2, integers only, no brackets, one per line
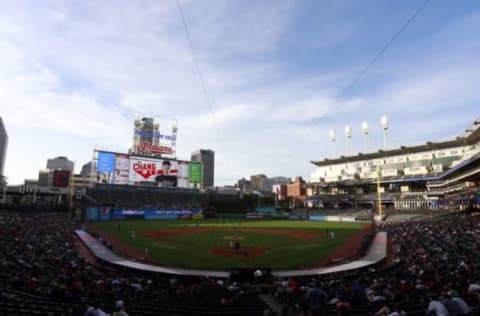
90,219,370,270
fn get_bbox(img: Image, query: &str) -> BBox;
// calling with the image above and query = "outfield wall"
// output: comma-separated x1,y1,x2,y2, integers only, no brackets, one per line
308,215,371,222
84,207,370,223
85,207,203,221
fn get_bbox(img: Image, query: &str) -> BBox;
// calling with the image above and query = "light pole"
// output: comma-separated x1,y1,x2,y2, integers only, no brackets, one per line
328,129,336,157
344,125,352,155
362,121,369,152
381,115,389,150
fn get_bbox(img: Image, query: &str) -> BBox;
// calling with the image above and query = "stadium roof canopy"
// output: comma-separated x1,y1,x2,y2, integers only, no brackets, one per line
312,117,480,167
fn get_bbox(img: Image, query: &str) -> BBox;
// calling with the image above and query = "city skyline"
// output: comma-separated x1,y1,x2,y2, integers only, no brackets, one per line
1,1,480,185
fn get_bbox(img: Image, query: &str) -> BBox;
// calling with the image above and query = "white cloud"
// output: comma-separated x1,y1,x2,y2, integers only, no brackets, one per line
0,1,479,186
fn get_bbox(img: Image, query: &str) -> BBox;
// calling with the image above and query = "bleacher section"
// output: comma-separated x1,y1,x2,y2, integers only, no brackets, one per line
86,186,208,210
0,213,270,316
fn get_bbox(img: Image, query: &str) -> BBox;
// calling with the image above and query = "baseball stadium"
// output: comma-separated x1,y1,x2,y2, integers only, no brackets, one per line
2,3,480,316
2,116,479,316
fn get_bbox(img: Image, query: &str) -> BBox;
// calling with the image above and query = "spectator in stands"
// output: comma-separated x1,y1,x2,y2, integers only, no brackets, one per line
335,295,351,316
307,282,327,316
84,302,107,316
112,300,129,316
427,294,450,316
441,291,466,316
448,291,471,315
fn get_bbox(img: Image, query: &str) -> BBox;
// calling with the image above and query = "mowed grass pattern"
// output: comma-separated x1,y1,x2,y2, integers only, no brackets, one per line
91,219,367,270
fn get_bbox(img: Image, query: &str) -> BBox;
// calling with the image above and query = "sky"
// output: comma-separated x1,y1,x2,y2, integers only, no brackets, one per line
0,0,479,185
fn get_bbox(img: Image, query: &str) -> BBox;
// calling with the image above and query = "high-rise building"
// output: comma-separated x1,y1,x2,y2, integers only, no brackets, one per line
191,149,214,188
260,176,289,193
250,174,267,191
46,156,74,171
38,170,50,187
80,161,92,178
0,117,8,178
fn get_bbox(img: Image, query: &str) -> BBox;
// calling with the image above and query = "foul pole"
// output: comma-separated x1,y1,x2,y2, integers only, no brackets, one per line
376,165,383,219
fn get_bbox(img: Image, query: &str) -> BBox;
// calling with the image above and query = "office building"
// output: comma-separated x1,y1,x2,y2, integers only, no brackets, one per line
191,149,214,188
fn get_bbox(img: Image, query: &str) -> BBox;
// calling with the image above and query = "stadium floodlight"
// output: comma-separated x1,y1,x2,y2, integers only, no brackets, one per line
328,129,336,142
381,115,389,150
345,125,352,155
362,121,369,152
172,119,178,132
328,129,336,157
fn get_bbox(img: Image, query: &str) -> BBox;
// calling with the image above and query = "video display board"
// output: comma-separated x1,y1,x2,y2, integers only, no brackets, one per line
95,151,200,188
188,162,202,183
53,170,71,187
129,156,179,187
113,154,130,185
177,161,189,188
96,152,115,184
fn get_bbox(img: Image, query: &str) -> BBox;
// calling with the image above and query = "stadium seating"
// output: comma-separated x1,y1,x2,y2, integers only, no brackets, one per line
0,210,478,315
271,213,480,315
0,212,269,315
85,187,208,210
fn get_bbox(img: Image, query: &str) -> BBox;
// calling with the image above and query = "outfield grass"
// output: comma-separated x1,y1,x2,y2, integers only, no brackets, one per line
91,219,367,270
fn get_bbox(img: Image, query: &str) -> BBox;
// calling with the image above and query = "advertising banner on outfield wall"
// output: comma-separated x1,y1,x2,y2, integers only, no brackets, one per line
309,215,326,221
98,207,111,221
85,207,98,221
112,209,203,220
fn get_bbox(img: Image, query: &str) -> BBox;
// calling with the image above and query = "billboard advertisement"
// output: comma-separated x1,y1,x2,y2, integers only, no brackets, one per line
111,209,203,220
85,207,98,221
136,142,173,155
177,161,189,188
96,152,115,184
95,151,195,188
129,156,179,187
53,170,70,187
113,154,130,185
188,162,202,183
98,207,112,221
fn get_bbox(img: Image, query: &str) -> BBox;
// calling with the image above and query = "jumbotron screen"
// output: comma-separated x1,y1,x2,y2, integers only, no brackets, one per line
95,151,199,188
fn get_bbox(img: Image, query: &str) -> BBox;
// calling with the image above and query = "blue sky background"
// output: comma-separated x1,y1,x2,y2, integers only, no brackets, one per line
0,0,479,185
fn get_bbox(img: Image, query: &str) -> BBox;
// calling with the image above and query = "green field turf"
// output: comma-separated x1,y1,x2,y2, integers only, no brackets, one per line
91,219,368,270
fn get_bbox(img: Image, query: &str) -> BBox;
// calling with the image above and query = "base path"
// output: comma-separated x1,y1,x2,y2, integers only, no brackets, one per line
315,224,374,267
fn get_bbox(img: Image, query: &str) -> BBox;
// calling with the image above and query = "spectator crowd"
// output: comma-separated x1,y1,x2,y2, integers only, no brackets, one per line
0,210,478,315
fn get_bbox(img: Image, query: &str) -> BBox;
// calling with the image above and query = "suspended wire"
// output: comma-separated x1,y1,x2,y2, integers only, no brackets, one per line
176,0,218,126
175,0,228,173
334,0,430,107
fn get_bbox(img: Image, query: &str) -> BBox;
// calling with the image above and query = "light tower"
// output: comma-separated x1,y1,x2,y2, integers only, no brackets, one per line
344,125,352,155
361,121,369,152
171,119,178,159
328,129,336,157
381,115,389,150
